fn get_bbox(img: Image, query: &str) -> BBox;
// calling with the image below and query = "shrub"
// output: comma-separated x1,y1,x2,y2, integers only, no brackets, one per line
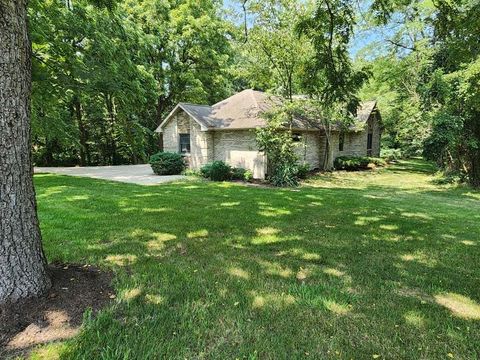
296,163,311,180
256,106,299,187
183,168,201,177
334,156,371,171
243,170,254,182
368,157,387,167
334,156,387,171
381,148,402,162
200,161,232,181
269,162,299,187
149,152,186,175
232,167,253,182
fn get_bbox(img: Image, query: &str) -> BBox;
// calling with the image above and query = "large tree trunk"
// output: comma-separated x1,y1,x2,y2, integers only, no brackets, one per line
0,0,51,303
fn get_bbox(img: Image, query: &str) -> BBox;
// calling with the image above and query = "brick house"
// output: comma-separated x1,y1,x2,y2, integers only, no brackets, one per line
155,89,381,179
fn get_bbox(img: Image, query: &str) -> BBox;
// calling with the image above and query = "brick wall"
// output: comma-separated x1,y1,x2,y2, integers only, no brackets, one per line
162,111,212,169
212,130,266,179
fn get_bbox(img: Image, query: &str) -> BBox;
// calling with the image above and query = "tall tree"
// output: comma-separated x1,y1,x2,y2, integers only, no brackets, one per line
0,0,51,303
356,1,435,155
370,0,480,187
232,0,313,99
296,0,369,168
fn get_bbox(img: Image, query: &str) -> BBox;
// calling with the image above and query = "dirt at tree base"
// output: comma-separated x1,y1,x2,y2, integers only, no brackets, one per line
0,263,114,359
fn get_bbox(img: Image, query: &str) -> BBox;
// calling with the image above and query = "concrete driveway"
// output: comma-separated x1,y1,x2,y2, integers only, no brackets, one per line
34,164,186,185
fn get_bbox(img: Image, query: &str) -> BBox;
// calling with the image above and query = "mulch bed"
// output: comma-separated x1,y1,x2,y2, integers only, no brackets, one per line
0,263,114,359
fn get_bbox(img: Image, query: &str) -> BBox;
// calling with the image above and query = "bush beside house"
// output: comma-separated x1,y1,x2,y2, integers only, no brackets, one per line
334,156,386,171
200,161,253,182
150,152,186,175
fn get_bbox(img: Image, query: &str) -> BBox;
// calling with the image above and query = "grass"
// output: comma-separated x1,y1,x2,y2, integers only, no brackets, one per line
30,159,479,359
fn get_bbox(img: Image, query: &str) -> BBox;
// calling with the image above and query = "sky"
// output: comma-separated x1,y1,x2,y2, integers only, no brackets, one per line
221,0,393,59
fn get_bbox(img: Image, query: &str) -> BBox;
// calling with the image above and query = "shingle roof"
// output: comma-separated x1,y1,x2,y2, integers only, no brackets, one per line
156,90,378,132
357,100,377,122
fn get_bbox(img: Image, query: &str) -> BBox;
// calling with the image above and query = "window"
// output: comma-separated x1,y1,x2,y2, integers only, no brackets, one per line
339,132,345,151
179,134,191,154
367,132,373,156
292,133,302,142
367,133,373,150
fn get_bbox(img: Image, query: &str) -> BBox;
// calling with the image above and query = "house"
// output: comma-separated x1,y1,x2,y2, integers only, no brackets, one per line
155,89,381,179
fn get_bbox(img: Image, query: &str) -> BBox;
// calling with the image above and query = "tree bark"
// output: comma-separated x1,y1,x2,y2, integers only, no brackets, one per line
0,0,51,303
73,95,88,166
104,93,117,164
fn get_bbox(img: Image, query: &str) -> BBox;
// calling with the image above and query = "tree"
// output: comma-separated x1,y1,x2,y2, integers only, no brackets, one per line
256,103,300,187
0,0,51,303
296,0,369,168
356,1,435,156
369,0,480,187
232,0,314,99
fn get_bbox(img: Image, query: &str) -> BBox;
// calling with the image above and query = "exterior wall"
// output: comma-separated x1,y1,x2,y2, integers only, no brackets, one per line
332,130,368,159
162,115,178,153
327,112,382,168
162,111,212,169
212,130,266,179
294,131,322,170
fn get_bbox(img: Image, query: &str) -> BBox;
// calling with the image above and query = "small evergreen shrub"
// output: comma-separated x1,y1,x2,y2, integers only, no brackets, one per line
232,167,254,182
149,152,186,175
200,161,232,181
296,163,311,180
334,156,371,171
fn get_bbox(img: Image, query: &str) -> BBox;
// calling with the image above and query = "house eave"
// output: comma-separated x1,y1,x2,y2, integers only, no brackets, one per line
155,103,209,132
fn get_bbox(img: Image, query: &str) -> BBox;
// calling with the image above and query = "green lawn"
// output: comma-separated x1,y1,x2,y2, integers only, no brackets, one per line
32,160,480,359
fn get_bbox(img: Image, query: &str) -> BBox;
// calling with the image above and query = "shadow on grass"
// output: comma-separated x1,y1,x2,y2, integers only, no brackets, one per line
30,161,480,359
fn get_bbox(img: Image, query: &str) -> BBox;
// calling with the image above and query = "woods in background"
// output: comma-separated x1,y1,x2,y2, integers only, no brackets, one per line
29,0,480,187
30,0,234,166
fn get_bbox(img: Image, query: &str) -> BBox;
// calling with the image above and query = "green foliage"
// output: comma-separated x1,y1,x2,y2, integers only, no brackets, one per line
334,156,371,171
200,161,232,181
232,0,313,98
183,168,201,177
256,104,300,187
364,0,480,187
296,163,311,180
381,148,402,162
334,156,385,171
297,0,370,112
149,152,186,175
269,162,299,187
368,157,387,167
28,0,233,167
33,160,480,359
231,167,253,182
359,54,432,156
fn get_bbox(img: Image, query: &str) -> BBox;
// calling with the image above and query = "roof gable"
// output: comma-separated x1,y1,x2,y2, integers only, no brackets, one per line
155,103,213,132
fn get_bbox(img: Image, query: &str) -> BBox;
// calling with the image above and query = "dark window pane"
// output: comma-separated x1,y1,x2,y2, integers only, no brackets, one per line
179,134,190,154
292,133,302,142
367,133,373,150
339,132,345,151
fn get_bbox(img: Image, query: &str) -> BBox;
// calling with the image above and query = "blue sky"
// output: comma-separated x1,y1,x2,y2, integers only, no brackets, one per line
221,0,392,58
